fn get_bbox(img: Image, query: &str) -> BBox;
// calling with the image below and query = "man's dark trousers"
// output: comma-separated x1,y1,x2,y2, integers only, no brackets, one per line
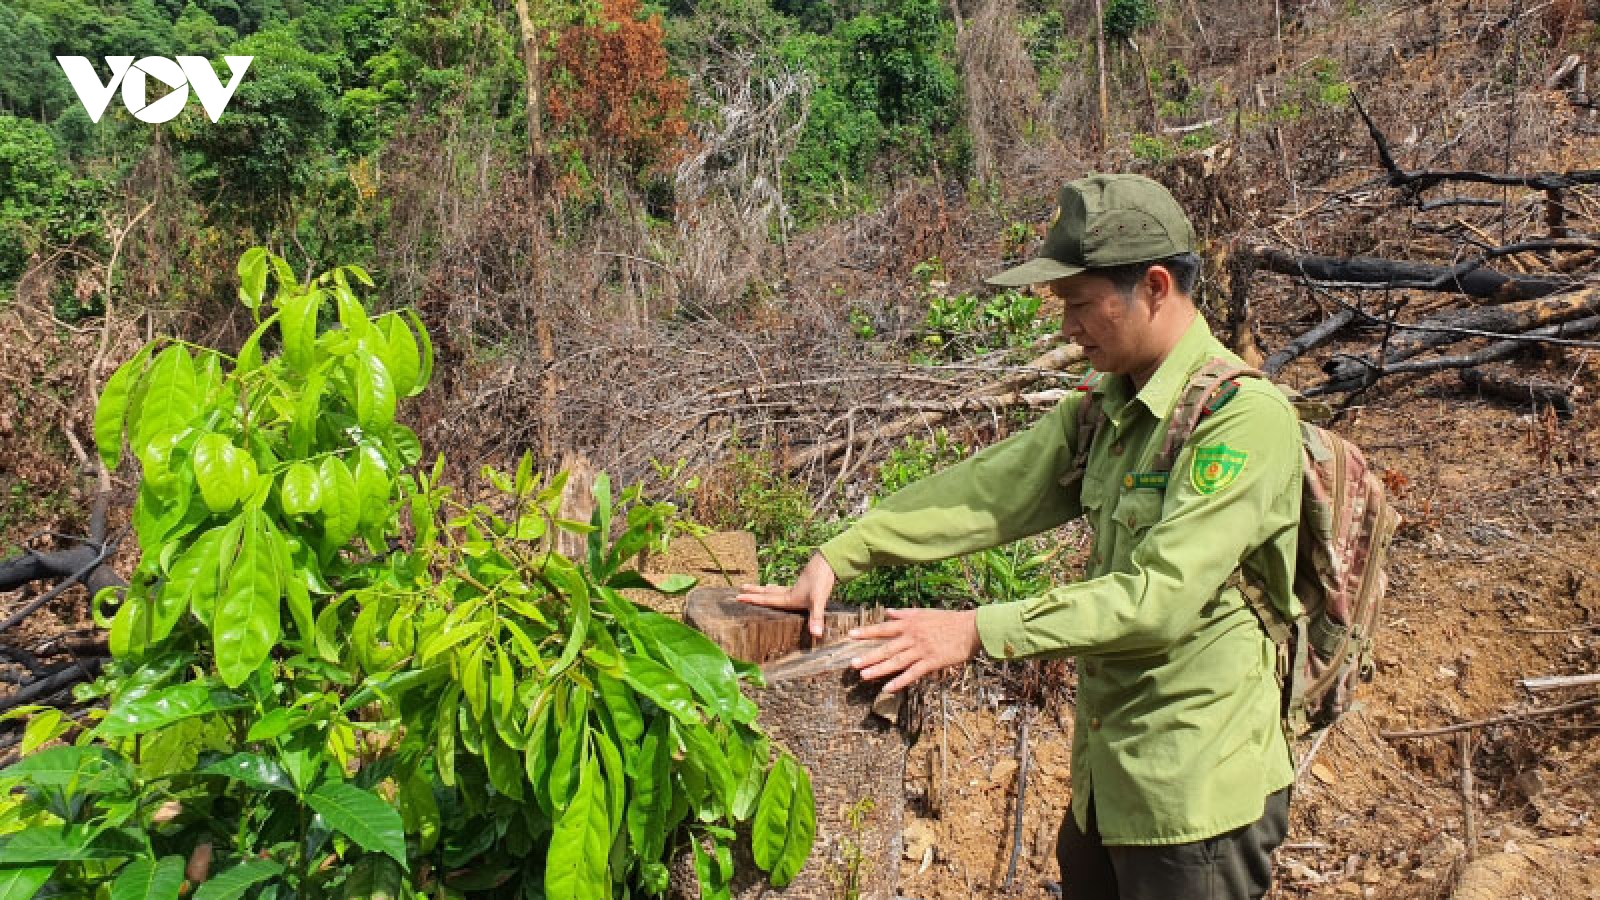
1056,789,1291,900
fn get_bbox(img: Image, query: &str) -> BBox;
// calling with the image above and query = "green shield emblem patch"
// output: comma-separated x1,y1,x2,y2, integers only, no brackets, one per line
1191,444,1248,495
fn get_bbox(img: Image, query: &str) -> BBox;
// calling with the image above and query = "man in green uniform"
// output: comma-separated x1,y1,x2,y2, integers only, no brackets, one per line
738,174,1301,899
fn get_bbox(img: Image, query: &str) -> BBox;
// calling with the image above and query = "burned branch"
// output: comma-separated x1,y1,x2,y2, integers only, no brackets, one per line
1249,245,1573,302
1354,92,1600,195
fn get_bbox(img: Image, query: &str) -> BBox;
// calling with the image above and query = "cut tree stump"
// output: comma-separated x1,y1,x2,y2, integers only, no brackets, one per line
669,586,911,900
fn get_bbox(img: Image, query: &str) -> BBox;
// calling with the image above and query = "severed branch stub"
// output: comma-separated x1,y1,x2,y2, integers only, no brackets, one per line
675,587,912,900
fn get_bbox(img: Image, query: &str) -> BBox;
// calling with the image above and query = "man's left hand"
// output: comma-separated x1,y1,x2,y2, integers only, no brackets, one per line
848,608,982,694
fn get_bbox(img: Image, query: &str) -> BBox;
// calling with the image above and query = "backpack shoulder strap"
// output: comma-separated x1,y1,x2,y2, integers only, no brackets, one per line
1059,370,1106,488
1151,358,1266,474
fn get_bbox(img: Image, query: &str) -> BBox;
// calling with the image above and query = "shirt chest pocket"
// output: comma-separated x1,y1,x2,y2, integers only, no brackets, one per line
1110,489,1164,540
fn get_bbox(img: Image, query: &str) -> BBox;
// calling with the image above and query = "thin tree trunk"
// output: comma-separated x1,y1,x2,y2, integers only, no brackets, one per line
514,0,543,157
1089,0,1110,149
1128,36,1159,133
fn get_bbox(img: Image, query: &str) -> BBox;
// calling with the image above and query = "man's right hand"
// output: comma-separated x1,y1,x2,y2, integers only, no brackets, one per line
736,552,837,638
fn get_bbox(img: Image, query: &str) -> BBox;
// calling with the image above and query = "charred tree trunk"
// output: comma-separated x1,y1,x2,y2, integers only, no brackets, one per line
1250,246,1571,301
1320,288,1600,392
671,587,911,900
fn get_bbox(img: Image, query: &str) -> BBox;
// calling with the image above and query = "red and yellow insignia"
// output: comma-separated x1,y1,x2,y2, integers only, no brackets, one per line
1191,444,1248,495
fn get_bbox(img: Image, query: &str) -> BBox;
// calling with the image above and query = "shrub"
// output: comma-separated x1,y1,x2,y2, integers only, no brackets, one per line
0,251,814,900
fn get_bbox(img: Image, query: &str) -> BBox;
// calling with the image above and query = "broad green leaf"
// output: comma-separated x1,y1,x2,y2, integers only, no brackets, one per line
132,345,198,452
752,755,815,887
185,518,242,629
0,864,52,900
627,717,672,863
594,673,642,746
270,255,297,292
651,574,698,594
335,279,370,337
285,577,315,652
193,433,254,513
731,731,769,821
280,289,319,372
381,316,422,398
588,473,613,577
290,373,325,458
245,707,313,743
20,709,68,754
402,309,433,393
319,457,361,550
482,731,524,800
397,764,440,854
678,721,735,817
238,247,268,309
353,355,396,431
344,264,375,287
98,681,248,738
95,346,151,472
280,462,322,516
109,591,154,658
692,836,732,900
385,423,422,467
352,447,389,529
213,512,281,688
235,312,279,375
340,854,404,900
591,728,625,839
546,559,590,679
547,687,589,811
110,855,185,900
457,644,487,720
192,859,283,900
436,686,460,787
196,753,294,792
619,654,701,725
636,612,743,722
150,527,225,643
0,826,142,863
305,782,407,866
491,646,517,731
544,751,611,900
0,745,131,792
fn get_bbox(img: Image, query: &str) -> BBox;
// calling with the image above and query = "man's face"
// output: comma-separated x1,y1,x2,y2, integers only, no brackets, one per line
1044,272,1150,375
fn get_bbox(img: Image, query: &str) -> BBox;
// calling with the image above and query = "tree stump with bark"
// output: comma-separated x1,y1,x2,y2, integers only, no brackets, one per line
669,586,911,900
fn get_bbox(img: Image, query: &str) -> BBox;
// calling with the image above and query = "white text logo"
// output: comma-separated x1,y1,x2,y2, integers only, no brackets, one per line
56,56,253,123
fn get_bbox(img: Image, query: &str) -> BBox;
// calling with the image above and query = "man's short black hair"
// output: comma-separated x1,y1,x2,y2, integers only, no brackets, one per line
1098,252,1202,297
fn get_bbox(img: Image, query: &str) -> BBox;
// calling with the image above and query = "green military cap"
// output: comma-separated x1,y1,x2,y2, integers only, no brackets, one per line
985,174,1197,286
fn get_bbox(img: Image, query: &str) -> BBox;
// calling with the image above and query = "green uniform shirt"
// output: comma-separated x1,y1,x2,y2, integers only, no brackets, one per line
820,316,1300,845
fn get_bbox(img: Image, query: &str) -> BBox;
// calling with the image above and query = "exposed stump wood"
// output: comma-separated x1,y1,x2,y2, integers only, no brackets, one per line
671,586,911,900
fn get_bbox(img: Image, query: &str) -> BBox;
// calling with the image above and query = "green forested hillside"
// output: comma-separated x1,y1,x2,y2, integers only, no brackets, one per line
1,0,988,318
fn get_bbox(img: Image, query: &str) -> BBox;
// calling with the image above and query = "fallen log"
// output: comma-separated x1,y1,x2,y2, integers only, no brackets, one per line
1263,309,1358,376
1250,246,1571,301
1318,288,1600,392
1308,314,1600,391
1458,369,1574,418
673,587,910,900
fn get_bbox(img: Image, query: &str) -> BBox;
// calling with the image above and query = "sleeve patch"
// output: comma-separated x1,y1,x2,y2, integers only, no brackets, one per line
1190,444,1248,495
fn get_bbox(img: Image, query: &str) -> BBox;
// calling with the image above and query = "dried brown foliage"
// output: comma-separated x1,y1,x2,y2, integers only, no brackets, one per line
547,0,692,183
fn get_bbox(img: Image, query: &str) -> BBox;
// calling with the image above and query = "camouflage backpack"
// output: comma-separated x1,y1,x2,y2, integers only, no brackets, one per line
1071,359,1401,737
